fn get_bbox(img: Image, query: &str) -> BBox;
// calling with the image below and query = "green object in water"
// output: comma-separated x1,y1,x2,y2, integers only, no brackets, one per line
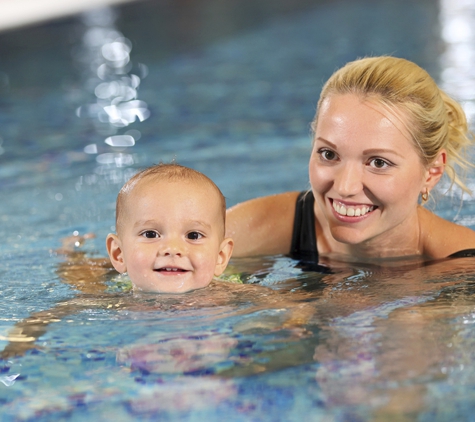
106,273,133,293
217,273,244,284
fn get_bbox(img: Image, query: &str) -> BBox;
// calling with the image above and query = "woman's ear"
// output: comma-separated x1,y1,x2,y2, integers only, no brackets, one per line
424,149,446,191
214,238,234,277
106,234,127,273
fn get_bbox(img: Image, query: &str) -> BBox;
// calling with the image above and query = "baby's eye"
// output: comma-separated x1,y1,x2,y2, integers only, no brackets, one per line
186,231,203,240
369,158,391,169
142,230,159,239
318,148,338,161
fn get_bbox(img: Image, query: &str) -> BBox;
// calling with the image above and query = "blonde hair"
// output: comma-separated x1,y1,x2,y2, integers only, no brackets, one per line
313,56,474,194
116,163,226,235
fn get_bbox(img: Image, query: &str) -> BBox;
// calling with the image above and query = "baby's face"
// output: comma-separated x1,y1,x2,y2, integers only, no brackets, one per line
109,178,232,293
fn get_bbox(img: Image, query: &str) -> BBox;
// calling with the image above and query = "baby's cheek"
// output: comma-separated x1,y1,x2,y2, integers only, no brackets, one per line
200,262,219,284
127,252,150,281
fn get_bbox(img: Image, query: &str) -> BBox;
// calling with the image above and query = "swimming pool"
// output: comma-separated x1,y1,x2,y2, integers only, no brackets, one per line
1,0,475,420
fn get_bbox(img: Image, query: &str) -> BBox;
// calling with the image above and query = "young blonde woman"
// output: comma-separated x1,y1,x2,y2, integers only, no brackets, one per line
226,56,475,264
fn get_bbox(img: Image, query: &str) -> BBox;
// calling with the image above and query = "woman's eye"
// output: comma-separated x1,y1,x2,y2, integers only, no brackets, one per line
318,149,337,161
369,158,390,169
142,231,159,239
187,232,203,240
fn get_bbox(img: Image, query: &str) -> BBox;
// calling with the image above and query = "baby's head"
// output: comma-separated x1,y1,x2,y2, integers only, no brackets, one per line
106,163,234,294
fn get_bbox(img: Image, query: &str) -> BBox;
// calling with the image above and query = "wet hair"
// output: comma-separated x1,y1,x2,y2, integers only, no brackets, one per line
115,163,226,235
313,56,474,194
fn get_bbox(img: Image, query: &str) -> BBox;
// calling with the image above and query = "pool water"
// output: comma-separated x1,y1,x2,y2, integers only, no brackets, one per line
1,0,475,420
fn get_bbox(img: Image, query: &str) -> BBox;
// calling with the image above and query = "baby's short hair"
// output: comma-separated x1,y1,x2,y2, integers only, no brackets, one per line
115,163,226,235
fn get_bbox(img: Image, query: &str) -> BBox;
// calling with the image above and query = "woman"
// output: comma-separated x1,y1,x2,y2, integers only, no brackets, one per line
226,56,475,263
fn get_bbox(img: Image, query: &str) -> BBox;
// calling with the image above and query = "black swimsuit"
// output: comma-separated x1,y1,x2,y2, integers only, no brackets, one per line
289,190,475,267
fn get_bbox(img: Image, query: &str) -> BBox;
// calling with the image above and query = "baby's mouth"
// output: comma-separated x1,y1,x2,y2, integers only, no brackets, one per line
332,200,376,217
155,267,189,273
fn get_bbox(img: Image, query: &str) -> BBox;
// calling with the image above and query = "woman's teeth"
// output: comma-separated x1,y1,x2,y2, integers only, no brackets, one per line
332,201,374,217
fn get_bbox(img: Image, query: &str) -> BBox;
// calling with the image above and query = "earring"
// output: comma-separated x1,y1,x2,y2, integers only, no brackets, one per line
421,189,429,202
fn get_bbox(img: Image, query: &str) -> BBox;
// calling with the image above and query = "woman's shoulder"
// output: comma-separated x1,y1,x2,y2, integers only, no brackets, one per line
226,191,302,226
226,191,302,257
419,207,475,258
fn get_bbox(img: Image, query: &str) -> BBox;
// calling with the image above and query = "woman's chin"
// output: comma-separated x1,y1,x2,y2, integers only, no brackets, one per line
329,226,373,246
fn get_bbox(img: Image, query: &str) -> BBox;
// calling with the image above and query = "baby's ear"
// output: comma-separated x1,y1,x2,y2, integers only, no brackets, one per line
214,238,234,277
106,234,127,273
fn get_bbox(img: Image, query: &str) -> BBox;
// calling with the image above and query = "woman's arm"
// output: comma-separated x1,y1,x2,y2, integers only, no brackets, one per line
225,191,301,257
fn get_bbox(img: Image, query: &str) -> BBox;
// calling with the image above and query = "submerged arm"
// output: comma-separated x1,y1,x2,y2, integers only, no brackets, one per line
0,234,118,358
0,295,126,358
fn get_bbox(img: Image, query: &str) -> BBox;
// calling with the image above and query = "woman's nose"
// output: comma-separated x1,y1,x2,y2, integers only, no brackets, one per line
334,163,363,197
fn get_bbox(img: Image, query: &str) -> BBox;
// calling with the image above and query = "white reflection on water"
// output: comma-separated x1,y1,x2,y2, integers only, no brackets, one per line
440,0,475,125
440,0,475,103
95,152,134,166
105,134,135,147
438,0,475,199
72,6,149,169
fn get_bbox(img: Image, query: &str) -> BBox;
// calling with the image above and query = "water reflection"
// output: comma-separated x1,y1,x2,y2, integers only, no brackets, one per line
438,0,475,206
124,377,236,415
73,6,149,169
440,0,475,104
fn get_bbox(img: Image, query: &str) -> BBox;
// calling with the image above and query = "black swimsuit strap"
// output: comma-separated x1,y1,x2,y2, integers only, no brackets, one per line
448,249,475,258
290,191,319,265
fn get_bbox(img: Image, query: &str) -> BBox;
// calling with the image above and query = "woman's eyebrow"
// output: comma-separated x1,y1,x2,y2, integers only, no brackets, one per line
362,148,404,158
315,137,337,148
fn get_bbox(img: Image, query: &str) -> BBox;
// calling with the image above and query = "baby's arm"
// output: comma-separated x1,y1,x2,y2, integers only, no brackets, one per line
55,232,115,294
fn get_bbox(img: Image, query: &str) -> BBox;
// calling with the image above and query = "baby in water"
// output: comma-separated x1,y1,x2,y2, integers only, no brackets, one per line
106,162,234,294
0,163,237,358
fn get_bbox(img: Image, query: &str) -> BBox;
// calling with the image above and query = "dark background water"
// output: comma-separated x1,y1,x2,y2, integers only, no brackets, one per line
0,0,442,163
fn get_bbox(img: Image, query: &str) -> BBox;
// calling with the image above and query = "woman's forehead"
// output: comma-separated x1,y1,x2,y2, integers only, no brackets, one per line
318,94,413,142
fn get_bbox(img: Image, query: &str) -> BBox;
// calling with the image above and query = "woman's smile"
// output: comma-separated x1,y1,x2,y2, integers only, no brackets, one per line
331,199,376,218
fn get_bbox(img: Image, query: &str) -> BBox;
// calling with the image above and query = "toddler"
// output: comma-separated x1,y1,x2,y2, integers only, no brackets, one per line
106,163,234,293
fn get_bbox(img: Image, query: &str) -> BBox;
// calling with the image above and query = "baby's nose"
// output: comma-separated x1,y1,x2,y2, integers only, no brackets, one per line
160,238,183,257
